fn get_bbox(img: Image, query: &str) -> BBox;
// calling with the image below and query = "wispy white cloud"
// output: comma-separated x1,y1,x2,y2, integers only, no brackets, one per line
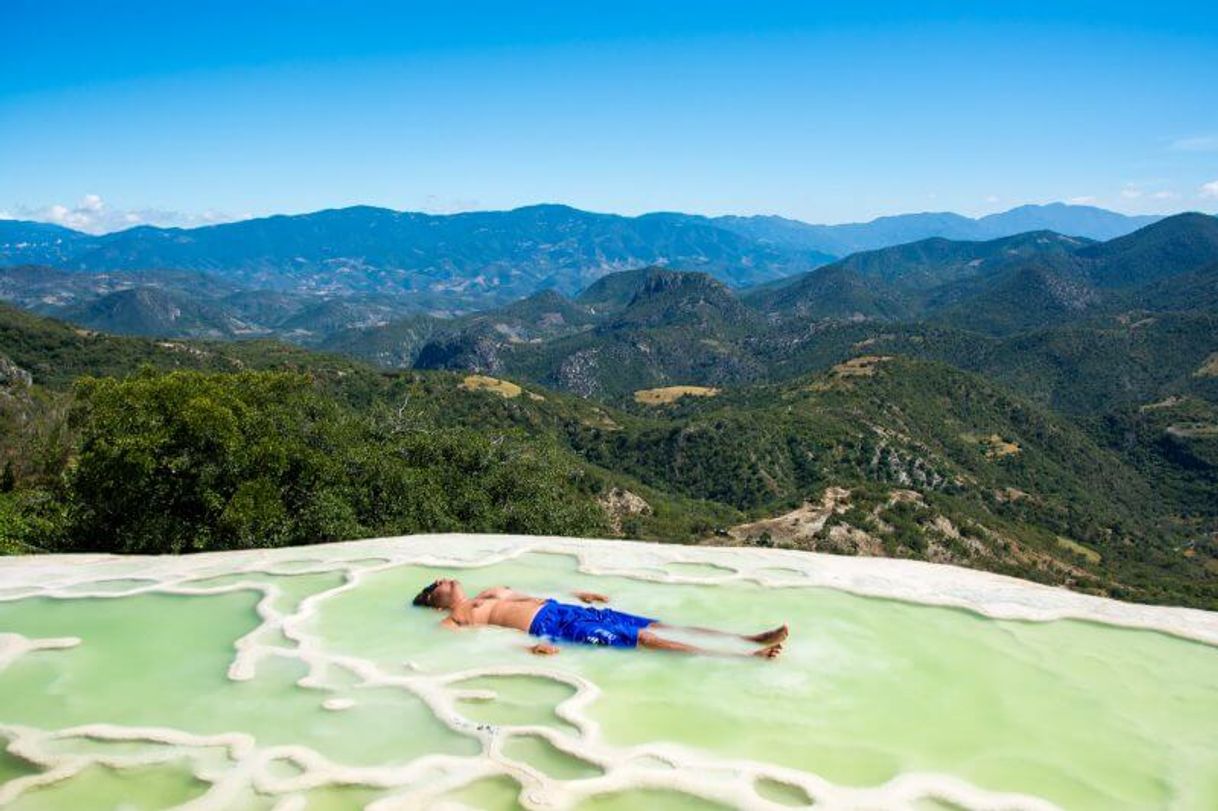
1066,195,1098,205
0,195,246,234
1116,180,1183,205
1201,180,1218,199
1170,135,1218,152
420,195,482,215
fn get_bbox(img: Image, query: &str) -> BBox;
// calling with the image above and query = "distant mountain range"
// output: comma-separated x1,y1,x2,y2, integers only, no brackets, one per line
2,208,1211,359
0,202,1163,313
714,202,1161,256
0,205,828,309
318,212,1218,400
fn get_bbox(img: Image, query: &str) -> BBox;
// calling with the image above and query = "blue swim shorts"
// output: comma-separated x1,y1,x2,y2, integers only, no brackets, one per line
528,600,657,648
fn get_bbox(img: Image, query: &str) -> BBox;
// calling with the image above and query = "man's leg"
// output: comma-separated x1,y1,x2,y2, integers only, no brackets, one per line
647,622,789,646
637,628,783,659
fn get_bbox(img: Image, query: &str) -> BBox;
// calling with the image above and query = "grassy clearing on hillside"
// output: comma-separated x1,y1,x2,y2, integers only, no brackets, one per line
960,432,1022,459
633,386,719,405
459,374,523,398
1056,536,1102,563
830,355,893,377
808,355,895,391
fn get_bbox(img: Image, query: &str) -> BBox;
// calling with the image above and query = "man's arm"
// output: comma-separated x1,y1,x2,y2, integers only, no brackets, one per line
439,616,461,630
572,590,610,604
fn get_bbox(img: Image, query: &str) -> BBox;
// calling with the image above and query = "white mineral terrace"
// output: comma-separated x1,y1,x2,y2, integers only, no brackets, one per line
0,534,1216,811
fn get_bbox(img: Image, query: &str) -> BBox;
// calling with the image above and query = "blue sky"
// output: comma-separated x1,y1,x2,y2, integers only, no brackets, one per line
2,1,1216,232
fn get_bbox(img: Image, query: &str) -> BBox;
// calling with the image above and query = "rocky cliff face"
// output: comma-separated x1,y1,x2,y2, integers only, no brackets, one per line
0,356,32,388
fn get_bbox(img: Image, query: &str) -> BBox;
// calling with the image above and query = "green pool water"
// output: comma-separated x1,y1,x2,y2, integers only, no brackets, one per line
0,541,1215,810
0,593,478,768
4,762,209,811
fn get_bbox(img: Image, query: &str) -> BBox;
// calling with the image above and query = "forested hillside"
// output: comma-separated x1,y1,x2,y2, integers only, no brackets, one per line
2,212,1217,610
2,301,1215,608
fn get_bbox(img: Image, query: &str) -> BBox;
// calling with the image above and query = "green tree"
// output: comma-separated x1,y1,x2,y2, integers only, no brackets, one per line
62,370,605,553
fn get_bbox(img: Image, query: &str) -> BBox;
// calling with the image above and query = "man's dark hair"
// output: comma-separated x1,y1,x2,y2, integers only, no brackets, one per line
412,581,439,607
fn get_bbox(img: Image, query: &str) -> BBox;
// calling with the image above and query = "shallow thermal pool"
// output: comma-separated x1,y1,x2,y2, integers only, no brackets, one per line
0,534,1216,811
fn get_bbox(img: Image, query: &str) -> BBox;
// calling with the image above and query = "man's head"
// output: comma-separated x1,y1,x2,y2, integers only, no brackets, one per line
412,578,463,610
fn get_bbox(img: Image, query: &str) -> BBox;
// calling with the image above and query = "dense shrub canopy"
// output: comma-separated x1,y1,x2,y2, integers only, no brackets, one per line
63,370,604,552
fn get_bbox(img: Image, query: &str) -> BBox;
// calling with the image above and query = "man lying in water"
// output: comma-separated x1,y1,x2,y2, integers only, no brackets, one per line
411,578,786,658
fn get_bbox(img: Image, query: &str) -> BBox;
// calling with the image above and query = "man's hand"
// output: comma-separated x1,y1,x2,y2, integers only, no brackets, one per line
573,590,610,604
528,642,560,656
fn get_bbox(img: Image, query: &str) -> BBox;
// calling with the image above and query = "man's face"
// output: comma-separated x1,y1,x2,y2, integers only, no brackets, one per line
428,578,462,609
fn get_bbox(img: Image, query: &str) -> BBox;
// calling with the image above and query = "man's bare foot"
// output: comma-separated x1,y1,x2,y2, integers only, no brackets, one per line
748,624,789,645
753,643,783,660
529,643,560,656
